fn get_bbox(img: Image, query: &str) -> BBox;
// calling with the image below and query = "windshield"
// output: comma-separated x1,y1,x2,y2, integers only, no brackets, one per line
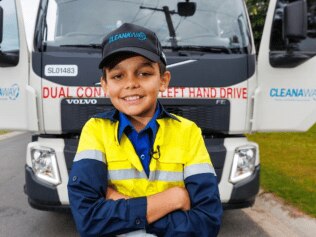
44,0,250,52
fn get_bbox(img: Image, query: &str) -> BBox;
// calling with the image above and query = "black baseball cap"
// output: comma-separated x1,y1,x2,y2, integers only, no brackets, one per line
99,23,166,69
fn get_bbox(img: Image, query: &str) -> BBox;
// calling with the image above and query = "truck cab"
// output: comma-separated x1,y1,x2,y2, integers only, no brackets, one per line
0,0,315,210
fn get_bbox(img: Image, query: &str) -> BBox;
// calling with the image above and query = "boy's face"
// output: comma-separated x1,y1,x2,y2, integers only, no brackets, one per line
101,55,170,122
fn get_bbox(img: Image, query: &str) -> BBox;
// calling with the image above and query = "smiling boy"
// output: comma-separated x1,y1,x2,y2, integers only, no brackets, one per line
68,23,222,237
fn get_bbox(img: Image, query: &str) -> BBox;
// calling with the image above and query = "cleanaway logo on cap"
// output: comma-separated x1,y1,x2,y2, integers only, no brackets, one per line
109,32,147,43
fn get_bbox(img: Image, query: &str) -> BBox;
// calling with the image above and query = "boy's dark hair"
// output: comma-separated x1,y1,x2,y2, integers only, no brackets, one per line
101,52,167,80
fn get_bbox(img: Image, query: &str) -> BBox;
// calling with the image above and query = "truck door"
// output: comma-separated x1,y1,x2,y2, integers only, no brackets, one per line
253,0,316,132
0,0,38,131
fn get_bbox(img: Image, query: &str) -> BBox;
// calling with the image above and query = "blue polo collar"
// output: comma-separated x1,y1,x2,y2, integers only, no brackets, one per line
117,103,161,141
92,100,180,122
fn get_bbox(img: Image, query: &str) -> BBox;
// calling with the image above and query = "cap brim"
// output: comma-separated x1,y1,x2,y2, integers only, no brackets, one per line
99,47,161,69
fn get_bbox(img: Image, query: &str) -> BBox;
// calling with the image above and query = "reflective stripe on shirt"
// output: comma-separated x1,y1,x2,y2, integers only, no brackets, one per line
149,170,183,182
74,150,105,163
109,169,147,180
109,169,184,182
108,164,215,181
184,163,216,179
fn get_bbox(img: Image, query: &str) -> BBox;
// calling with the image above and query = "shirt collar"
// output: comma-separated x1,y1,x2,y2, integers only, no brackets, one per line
93,100,180,122
118,102,162,141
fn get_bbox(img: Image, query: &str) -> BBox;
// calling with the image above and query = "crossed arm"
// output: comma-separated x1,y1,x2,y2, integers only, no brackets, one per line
106,186,191,224
68,159,222,237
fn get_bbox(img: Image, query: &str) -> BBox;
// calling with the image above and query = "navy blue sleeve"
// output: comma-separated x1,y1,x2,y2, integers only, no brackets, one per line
67,159,147,237
147,173,222,237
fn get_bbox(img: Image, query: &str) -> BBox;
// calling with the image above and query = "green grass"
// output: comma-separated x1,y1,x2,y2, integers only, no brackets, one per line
1,125,315,217
0,130,8,135
247,124,316,218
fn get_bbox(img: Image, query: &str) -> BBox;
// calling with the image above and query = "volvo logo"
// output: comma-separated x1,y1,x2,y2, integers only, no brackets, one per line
66,99,98,105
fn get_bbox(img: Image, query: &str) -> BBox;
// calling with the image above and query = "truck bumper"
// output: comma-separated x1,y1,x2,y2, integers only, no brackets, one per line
222,165,260,209
24,136,260,211
24,165,69,211
24,164,259,211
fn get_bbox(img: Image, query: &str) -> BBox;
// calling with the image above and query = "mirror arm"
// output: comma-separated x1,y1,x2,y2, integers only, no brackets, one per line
162,6,178,48
0,7,3,44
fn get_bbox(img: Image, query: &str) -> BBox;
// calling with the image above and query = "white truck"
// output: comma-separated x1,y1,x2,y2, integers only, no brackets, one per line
0,0,315,211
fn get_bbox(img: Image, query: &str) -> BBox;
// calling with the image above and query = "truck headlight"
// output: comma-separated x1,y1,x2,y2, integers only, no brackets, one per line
30,147,61,185
230,145,257,183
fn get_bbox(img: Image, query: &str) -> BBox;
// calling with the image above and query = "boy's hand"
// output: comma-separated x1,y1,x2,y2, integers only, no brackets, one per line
165,186,191,211
106,187,130,200
146,186,191,224
175,186,191,211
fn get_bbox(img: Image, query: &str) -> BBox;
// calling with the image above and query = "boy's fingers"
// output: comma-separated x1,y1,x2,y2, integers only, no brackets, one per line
106,187,130,200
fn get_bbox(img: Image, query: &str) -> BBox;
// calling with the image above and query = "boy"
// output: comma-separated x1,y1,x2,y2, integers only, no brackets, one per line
68,23,222,237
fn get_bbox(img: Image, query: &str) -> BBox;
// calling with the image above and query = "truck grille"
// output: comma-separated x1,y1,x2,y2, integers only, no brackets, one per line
61,98,230,134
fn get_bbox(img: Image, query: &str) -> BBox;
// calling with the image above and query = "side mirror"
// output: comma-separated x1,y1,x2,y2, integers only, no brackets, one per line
177,1,196,17
270,0,309,68
283,0,307,41
0,5,19,67
0,7,3,44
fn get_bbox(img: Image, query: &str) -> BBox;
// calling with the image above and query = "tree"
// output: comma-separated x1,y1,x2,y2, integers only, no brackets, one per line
246,0,269,52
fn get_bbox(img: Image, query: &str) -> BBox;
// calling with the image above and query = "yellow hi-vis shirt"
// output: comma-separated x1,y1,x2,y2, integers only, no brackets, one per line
75,114,216,198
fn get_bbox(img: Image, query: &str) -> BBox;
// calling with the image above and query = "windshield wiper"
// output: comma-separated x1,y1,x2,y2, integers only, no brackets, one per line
59,44,102,49
140,5,178,48
163,45,233,54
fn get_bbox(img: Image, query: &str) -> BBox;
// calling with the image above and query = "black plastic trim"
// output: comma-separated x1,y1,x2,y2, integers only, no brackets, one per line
204,137,226,183
32,134,39,142
0,50,19,67
64,138,79,172
61,98,230,134
25,165,62,211
223,166,260,209
269,51,312,68
33,51,253,87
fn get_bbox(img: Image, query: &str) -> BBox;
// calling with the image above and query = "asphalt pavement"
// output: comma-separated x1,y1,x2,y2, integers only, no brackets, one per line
0,132,315,237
